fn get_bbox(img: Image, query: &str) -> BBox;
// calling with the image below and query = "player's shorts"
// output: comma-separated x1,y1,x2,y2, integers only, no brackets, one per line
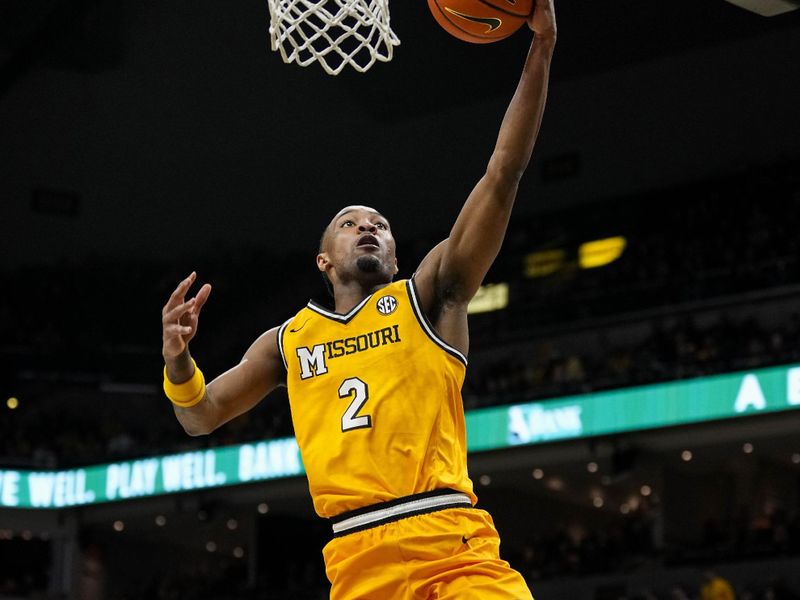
323,490,533,600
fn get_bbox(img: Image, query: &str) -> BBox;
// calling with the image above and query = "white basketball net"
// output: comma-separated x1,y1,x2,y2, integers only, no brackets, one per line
267,0,401,76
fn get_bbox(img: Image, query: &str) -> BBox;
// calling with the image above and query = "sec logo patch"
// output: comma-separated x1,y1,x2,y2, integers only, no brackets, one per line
376,295,398,315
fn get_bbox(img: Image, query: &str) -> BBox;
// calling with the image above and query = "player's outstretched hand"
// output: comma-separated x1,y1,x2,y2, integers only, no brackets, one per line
529,0,556,40
161,272,212,359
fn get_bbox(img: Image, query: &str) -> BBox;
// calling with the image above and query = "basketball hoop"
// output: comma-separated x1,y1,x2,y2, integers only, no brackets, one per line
267,0,400,75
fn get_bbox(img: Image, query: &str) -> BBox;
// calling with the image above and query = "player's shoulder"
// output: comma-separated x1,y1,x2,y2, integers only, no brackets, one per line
278,305,312,337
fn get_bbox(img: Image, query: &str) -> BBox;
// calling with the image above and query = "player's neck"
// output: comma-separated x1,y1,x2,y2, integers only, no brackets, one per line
332,280,390,314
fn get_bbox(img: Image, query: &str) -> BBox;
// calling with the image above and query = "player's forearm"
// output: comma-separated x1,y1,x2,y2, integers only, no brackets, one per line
169,371,254,437
164,349,220,435
168,329,285,436
172,390,218,436
488,34,555,183
430,34,555,302
165,349,195,384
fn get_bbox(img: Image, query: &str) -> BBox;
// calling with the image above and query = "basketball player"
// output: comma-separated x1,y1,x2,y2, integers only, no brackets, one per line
161,1,556,597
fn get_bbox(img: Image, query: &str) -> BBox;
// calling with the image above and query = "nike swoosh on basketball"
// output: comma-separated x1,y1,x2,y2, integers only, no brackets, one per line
444,7,502,32
461,535,471,544
290,319,310,333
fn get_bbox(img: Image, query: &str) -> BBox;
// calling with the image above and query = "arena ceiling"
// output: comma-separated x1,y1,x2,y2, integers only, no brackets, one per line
1,0,798,115
1,0,798,265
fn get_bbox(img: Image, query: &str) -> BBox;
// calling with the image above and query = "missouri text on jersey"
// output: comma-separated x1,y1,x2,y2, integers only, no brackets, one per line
296,324,402,379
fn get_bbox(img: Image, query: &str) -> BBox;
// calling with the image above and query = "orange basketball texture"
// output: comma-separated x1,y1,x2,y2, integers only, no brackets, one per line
428,0,534,44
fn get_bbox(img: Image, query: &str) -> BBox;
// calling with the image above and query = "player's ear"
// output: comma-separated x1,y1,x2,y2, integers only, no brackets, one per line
316,252,330,273
393,257,398,275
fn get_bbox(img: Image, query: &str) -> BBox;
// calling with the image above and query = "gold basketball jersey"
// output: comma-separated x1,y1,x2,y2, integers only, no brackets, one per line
278,278,476,518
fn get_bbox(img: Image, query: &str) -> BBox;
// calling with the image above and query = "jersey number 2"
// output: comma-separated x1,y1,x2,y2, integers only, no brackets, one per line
338,377,372,432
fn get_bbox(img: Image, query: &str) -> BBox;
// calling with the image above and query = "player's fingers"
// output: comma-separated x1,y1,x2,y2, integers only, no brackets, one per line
184,314,199,339
163,272,197,314
163,323,193,339
192,284,212,316
162,297,196,324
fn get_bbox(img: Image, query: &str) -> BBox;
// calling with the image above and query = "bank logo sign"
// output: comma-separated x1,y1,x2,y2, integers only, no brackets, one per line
508,403,583,445
496,365,800,449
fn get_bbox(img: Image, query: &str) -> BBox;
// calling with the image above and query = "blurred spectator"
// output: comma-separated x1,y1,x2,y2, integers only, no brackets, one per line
701,571,736,600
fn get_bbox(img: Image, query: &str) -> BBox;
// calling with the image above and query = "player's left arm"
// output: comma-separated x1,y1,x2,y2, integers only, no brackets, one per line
415,0,556,339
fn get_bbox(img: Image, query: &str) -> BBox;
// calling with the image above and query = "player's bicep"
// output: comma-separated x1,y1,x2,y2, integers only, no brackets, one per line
205,326,286,427
413,240,448,314
417,174,517,309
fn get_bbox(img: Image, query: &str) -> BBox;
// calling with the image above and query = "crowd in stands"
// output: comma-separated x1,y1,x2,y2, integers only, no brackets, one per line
5,499,800,599
3,304,797,468
511,502,800,582
464,311,800,408
0,538,50,599
2,162,800,467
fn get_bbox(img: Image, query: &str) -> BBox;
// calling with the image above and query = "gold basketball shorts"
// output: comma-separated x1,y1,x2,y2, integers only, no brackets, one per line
323,491,533,600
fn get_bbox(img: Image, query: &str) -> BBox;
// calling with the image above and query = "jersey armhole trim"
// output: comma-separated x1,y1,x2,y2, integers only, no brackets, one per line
277,318,291,371
406,277,468,366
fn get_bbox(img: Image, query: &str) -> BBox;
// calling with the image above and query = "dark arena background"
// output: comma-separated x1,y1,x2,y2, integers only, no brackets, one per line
2,0,800,598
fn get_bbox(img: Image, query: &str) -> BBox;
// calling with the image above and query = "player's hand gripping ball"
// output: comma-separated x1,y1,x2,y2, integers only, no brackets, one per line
428,0,534,44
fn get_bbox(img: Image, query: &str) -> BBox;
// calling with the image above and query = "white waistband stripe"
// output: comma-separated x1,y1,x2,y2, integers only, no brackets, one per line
332,492,473,535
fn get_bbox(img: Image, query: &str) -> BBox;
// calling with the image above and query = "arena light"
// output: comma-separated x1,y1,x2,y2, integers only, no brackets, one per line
546,477,564,492
579,237,626,269
524,249,565,278
6,397,19,410
722,0,799,16
467,283,508,314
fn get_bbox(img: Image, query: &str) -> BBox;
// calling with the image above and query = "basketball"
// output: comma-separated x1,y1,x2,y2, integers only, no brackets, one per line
428,0,533,44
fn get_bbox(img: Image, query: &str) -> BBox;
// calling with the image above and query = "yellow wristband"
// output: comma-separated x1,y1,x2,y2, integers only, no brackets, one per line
163,358,206,408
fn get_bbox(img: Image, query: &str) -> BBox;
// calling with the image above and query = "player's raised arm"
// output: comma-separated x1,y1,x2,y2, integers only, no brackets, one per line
161,272,286,436
415,0,556,309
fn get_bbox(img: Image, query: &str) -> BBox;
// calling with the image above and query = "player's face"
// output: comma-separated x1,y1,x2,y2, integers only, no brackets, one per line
318,206,398,287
